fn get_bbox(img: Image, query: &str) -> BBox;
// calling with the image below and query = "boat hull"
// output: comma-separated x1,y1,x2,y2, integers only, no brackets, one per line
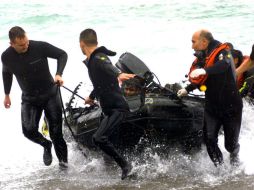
65,93,204,151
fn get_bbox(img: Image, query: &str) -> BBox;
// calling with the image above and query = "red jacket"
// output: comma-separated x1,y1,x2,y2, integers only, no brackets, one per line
188,43,229,85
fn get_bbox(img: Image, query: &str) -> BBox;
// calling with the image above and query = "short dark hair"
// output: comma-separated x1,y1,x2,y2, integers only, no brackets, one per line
250,44,254,61
9,26,26,42
232,49,243,67
226,42,234,50
79,28,98,46
200,30,214,42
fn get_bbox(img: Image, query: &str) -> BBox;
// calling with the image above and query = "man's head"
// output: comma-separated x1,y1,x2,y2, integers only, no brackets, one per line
122,78,142,96
79,28,98,56
232,49,243,68
191,29,214,51
9,26,29,54
250,44,254,61
226,42,234,50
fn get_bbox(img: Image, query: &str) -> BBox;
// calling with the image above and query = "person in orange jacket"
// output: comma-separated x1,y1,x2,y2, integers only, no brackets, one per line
177,29,243,167
236,44,254,76
226,43,250,91
236,44,254,98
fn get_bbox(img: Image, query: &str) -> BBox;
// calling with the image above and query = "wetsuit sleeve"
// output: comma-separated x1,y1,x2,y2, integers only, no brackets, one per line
103,63,121,78
41,42,68,76
185,83,198,92
89,89,96,100
95,57,121,78
1,55,13,95
204,50,232,75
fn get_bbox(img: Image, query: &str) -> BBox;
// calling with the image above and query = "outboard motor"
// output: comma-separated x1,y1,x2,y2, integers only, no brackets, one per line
116,52,152,78
116,52,179,99
115,52,155,88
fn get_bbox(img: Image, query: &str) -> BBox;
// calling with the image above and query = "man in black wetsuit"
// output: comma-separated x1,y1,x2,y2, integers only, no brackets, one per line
1,26,68,168
79,28,135,180
177,29,243,167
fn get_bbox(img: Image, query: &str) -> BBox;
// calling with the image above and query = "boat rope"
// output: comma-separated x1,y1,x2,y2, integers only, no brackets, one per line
58,86,76,139
58,85,89,158
62,85,85,101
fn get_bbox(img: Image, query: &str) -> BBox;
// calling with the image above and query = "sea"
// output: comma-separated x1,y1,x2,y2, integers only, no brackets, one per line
1,0,254,189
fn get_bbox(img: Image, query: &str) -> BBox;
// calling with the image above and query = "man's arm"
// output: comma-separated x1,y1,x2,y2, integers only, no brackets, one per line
99,59,121,78
185,83,198,93
2,54,13,95
236,56,253,76
42,42,68,76
2,55,13,108
55,52,68,76
237,44,254,76
89,89,96,100
96,56,135,82
84,90,96,105
3,95,11,108
118,73,135,82
41,42,68,86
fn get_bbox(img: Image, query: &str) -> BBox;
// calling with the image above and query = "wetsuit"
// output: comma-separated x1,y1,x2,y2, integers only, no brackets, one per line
186,40,243,166
84,46,130,169
1,40,68,163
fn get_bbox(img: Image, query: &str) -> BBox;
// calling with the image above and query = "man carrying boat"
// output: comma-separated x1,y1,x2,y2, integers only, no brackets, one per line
1,26,68,168
177,29,243,167
79,28,135,180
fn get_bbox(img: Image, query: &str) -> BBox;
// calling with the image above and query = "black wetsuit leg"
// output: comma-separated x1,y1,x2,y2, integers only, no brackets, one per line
44,92,68,163
222,108,242,155
92,109,128,168
203,109,223,166
21,102,51,148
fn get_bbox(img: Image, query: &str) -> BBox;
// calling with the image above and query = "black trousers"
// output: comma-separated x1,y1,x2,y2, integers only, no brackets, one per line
203,107,242,165
92,109,128,168
21,90,68,163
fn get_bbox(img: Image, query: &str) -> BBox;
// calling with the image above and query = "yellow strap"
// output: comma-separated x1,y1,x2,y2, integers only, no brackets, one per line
41,120,49,136
239,82,247,93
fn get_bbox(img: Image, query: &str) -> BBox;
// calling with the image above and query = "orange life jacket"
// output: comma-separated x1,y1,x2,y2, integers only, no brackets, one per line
188,43,230,85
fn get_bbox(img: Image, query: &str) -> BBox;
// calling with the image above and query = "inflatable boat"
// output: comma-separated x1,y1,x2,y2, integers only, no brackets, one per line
64,52,205,152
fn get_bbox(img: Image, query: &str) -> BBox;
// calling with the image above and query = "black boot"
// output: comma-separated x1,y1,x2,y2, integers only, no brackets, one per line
94,140,132,180
207,145,224,167
230,153,240,166
59,161,68,170
43,141,52,166
113,154,132,180
213,160,224,167
213,154,224,167
121,162,132,180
